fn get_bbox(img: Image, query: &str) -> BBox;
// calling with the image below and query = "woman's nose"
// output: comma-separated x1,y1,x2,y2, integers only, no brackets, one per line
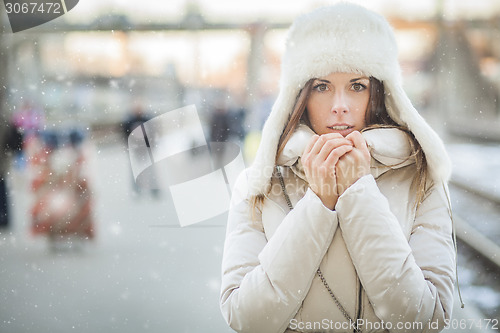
330,92,349,114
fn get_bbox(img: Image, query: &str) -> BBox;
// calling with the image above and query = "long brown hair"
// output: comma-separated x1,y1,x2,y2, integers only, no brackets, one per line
364,78,428,207
251,77,429,214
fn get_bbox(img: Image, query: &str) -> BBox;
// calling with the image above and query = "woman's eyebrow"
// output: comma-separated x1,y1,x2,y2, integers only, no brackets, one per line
350,77,369,82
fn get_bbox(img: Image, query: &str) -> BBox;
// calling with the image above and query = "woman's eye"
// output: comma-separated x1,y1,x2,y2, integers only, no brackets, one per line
314,83,328,92
351,83,366,92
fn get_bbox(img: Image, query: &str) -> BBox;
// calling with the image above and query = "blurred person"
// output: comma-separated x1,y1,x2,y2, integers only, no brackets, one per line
12,101,44,170
12,101,44,137
0,120,23,229
228,106,247,142
121,104,151,139
220,3,458,333
0,124,8,230
209,102,231,168
121,104,159,198
30,129,95,250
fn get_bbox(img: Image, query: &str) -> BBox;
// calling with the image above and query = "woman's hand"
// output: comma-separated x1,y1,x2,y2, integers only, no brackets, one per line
302,133,353,210
335,131,371,196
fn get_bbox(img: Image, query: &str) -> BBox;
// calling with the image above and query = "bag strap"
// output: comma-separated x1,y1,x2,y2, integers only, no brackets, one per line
275,166,360,333
442,182,465,308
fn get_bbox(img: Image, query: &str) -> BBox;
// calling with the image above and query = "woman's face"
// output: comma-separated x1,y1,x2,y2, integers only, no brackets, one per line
306,72,370,137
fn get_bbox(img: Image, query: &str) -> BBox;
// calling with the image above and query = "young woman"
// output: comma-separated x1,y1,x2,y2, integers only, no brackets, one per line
220,3,457,332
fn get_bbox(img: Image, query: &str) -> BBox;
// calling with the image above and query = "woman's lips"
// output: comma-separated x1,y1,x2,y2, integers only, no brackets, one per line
328,125,352,130
327,124,354,136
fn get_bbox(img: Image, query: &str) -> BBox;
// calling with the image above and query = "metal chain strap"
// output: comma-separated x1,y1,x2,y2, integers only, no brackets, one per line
275,166,361,333
277,166,294,211
316,267,359,332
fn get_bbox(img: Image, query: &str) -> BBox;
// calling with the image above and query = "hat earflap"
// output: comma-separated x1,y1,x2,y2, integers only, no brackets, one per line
384,81,452,184
248,85,300,196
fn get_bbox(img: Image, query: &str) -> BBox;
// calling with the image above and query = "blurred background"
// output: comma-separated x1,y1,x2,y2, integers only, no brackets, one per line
0,0,499,332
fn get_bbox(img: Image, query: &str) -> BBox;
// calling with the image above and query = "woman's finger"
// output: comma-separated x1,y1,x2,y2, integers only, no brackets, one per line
346,131,368,151
303,134,320,156
325,144,353,166
317,137,352,162
308,134,333,158
321,132,345,140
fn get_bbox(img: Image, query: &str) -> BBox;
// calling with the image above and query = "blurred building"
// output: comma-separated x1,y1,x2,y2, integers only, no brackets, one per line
0,0,499,140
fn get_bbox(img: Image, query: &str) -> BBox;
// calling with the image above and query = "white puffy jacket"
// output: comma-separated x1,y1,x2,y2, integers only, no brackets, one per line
220,128,455,333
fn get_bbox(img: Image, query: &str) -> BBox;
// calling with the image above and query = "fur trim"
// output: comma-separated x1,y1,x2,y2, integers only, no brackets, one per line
248,2,451,195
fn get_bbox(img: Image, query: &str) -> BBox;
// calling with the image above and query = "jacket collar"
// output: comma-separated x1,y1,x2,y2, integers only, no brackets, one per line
277,124,415,181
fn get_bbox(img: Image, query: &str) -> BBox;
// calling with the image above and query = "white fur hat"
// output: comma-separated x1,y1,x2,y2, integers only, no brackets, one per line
248,2,451,196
